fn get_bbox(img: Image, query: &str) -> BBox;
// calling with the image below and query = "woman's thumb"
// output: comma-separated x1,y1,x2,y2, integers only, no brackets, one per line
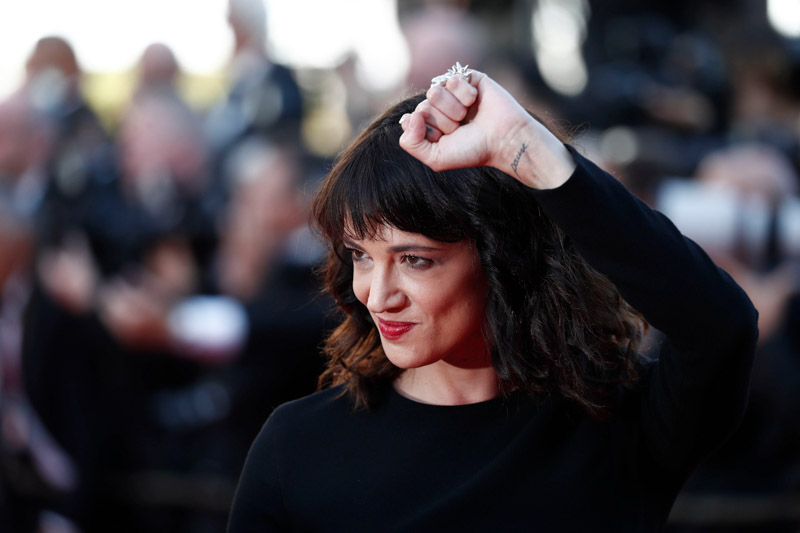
399,112,438,169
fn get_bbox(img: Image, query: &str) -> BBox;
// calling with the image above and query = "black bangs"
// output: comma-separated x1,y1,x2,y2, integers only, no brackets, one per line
337,140,474,243
315,92,488,248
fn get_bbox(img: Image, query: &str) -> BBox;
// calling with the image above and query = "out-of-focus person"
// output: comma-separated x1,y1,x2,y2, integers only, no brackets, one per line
0,95,86,533
0,96,53,220
27,42,327,526
24,64,218,531
205,0,304,155
22,36,107,207
210,137,332,456
134,42,180,101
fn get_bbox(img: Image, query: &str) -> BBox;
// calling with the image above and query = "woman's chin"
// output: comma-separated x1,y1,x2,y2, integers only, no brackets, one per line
382,346,436,370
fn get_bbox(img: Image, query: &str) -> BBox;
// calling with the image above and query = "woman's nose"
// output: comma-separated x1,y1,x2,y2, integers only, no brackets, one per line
366,266,405,313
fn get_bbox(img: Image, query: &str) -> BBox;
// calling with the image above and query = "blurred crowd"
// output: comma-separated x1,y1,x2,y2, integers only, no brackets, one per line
0,0,799,531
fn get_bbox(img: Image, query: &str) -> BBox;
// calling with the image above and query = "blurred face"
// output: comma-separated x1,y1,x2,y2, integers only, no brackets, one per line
347,226,489,370
0,104,32,178
119,103,170,184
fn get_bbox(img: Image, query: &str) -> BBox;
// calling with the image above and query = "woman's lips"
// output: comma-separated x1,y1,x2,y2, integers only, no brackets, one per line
377,318,415,340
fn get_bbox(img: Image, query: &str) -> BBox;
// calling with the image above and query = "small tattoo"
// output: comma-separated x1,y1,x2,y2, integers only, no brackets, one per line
511,143,528,175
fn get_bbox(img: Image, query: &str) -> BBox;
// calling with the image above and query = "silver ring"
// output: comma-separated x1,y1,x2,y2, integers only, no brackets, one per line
430,62,473,88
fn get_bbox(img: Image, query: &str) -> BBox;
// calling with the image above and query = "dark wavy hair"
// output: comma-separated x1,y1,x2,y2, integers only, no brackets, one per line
312,93,645,419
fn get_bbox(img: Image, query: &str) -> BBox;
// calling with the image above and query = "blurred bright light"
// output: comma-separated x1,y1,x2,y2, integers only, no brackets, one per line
266,0,350,67
351,0,410,93
531,0,590,96
0,0,408,100
599,126,639,166
767,0,800,38
658,180,742,253
0,0,232,98
266,0,408,91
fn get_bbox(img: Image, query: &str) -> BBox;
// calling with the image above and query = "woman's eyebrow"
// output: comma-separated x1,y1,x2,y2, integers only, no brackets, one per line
388,244,441,253
343,239,441,253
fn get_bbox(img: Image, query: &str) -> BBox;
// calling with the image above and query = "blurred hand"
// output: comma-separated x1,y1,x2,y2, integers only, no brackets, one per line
144,237,197,299
398,70,575,190
37,233,97,314
97,279,170,350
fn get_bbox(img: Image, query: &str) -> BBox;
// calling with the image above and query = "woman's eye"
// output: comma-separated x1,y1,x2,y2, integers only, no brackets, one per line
402,254,433,269
349,248,368,262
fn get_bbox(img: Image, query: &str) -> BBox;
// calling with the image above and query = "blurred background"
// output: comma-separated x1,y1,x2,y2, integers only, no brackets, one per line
0,0,799,531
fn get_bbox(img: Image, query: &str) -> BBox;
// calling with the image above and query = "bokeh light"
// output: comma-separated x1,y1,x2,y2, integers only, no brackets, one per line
530,0,590,96
767,0,800,38
0,0,232,99
0,0,408,101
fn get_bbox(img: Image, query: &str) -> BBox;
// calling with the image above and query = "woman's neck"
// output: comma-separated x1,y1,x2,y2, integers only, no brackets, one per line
393,362,501,405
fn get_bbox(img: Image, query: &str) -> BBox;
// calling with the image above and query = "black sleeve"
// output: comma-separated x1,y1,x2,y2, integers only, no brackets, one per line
228,408,291,532
529,147,759,471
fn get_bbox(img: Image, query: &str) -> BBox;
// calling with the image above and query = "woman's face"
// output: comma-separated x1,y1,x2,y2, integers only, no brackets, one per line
347,226,489,370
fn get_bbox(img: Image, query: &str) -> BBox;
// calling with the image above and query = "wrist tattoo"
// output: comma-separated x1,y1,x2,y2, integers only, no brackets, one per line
511,143,528,175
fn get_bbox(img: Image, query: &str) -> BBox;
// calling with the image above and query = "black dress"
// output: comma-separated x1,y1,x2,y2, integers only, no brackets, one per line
227,150,758,532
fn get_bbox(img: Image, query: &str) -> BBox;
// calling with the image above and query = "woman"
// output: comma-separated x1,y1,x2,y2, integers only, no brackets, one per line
228,67,758,532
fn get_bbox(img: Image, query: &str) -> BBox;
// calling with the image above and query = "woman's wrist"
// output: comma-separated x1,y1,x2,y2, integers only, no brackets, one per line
493,119,576,190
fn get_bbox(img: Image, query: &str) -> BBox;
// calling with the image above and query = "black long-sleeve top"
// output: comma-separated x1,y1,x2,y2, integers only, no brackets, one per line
228,150,758,532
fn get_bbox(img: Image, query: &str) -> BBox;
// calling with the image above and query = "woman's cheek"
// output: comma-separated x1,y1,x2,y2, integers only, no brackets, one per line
352,271,370,306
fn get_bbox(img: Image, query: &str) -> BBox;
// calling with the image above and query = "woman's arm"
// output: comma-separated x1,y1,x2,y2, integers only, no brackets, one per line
535,148,758,470
400,69,758,470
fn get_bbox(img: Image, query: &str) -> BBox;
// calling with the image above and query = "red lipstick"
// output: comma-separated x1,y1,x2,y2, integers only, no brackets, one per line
377,318,414,340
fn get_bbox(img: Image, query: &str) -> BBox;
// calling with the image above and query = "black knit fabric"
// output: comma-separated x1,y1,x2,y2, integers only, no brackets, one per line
228,150,758,532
